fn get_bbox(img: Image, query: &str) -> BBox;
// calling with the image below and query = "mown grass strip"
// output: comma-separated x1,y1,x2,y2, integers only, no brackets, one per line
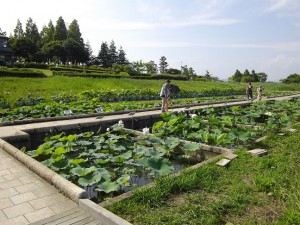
106,124,300,225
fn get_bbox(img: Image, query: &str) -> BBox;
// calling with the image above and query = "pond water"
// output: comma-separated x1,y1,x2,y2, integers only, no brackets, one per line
86,150,219,203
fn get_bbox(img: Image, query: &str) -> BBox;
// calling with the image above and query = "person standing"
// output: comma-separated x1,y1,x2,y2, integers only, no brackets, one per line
160,80,171,112
257,86,263,100
246,82,253,101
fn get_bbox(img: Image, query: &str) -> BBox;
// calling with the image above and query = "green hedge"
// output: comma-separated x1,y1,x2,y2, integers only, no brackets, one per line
0,67,46,78
53,72,189,80
14,62,49,69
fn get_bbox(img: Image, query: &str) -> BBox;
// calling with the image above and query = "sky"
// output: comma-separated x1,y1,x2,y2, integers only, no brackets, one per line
1,0,300,81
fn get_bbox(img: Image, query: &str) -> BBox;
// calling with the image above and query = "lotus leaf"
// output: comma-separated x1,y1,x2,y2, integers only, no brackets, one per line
95,181,120,193
77,140,93,146
71,166,97,177
70,158,87,165
147,157,174,177
165,137,180,150
182,142,201,151
50,133,64,140
53,147,66,155
78,173,102,187
117,174,131,186
50,158,69,171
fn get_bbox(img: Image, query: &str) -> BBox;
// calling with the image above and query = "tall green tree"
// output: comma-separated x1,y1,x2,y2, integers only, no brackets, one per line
54,16,67,41
280,73,300,83
25,17,40,45
231,69,243,82
98,42,110,67
13,19,24,38
251,69,259,82
84,40,93,64
117,46,128,64
108,40,118,66
146,61,158,74
40,20,55,45
159,56,168,73
68,19,83,44
257,72,268,82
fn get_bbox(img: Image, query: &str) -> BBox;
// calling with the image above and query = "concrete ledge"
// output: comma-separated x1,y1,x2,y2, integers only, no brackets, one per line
79,199,132,225
0,138,88,203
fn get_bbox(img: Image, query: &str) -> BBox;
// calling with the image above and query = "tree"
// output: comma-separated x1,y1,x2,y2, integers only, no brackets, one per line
40,21,55,46
251,69,259,82
280,73,300,83
25,17,40,45
257,72,268,82
244,69,250,77
108,40,118,66
65,19,86,64
117,46,128,64
97,42,110,67
159,56,168,73
165,68,181,75
181,65,189,77
68,19,83,44
188,67,195,76
84,40,93,64
13,37,37,61
131,60,147,74
205,70,211,79
145,61,158,74
230,69,243,82
13,19,24,38
54,16,67,41
41,40,65,64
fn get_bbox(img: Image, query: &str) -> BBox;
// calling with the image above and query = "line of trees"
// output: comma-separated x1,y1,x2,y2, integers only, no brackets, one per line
5,17,199,77
280,73,300,83
7,17,129,67
229,69,268,82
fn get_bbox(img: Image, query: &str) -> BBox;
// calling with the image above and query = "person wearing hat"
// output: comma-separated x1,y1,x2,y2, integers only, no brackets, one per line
160,80,171,112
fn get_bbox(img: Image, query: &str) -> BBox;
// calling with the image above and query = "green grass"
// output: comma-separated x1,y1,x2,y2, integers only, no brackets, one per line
1,76,300,105
106,124,300,225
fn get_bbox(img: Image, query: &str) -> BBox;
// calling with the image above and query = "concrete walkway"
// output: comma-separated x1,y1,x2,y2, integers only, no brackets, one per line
0,148,98,224
0,94,299,225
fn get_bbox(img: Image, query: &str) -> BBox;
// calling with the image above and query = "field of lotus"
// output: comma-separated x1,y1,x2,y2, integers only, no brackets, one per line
23,97,300,204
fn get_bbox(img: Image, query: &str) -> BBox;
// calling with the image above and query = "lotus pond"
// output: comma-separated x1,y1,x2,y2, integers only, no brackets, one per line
152,98,300,148
25,121,218,202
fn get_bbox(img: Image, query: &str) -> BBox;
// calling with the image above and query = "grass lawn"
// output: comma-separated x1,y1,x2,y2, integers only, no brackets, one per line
1,76,300,105
107,123,300,225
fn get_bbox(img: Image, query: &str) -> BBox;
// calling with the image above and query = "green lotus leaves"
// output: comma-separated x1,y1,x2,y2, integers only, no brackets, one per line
147,157,174,177
117,174,131,186
50,132,64,140
95,181,120,193
50,158,69,171
53,147,66,155
70,158,87,165
70,166,97,177
165,137,180,150
78,173,102,187
182,142,201,151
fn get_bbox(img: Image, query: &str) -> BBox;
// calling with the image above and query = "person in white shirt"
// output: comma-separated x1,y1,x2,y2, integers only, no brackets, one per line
160,80,171,112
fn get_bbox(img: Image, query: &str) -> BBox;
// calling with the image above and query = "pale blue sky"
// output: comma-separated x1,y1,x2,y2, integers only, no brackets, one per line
1,0,300,81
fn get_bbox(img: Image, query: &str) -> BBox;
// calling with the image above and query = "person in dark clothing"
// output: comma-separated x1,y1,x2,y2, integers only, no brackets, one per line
246,82,253,101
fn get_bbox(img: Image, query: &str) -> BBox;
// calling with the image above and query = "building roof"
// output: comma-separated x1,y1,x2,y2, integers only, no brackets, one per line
0,47,15,55
0,35,8,40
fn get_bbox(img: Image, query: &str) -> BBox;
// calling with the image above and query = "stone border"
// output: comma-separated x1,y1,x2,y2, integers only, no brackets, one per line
0,138,134,224
79,199,132,225
0,138,88,202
